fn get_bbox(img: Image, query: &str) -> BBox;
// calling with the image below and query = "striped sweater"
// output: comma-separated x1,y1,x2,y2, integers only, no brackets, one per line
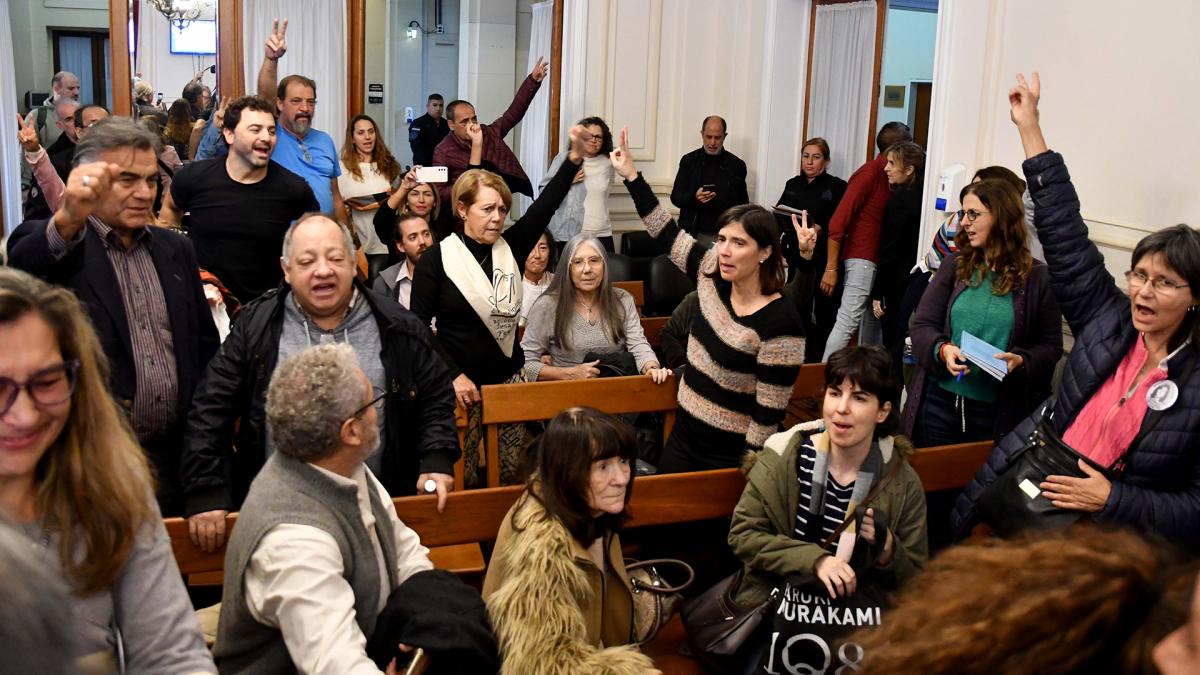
626,175,805,464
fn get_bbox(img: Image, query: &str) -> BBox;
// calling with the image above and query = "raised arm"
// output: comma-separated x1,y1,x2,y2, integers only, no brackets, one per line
491,57,547,138
612,127,707,280
503,125,584,262
257,18,288,101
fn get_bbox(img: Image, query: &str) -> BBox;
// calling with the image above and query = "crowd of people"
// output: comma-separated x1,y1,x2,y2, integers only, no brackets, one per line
5,13,1200,673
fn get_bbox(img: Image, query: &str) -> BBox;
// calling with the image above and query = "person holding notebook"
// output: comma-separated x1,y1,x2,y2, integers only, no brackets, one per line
902,178,1063,448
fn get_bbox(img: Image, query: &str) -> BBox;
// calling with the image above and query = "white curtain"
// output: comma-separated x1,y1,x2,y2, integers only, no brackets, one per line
558,0,588,148
1,0,21,239
806,0,877,177
243,0,348,151
515,0,553,214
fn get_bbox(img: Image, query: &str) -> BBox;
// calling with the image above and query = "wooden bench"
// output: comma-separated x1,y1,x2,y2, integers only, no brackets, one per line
641,316,668,349
613,280,644,314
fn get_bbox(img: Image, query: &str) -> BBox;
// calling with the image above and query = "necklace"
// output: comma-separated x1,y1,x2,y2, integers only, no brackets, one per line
577,299,599,326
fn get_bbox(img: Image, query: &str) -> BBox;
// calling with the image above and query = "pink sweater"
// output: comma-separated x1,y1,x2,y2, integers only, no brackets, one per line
1062,336,1166,468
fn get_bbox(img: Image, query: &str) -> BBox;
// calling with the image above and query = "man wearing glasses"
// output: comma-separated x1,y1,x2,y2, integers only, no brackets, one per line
181,214,459,555
7,117,220,516
215,343,434,674
255,19,347,222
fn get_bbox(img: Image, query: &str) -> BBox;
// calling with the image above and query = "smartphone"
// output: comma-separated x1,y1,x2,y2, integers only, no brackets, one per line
155,92,163,104
415,166,449,183
701,184,717,191
404,648,426,675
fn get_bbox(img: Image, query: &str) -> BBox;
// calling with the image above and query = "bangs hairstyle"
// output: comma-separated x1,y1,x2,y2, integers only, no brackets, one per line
704,204,785,295
1131,224,1200,351
954,179,1032,296
451,169,512,222
0,268,154,595
520,407,637,544
543,234,627,351
824,345,901,438
340,114,402,184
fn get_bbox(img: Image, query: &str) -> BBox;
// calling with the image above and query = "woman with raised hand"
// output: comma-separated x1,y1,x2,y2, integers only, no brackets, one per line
521,233,668,383
542,116,618,252
373,166,446,262
953,72,1200,542
483,407,660,675
610,127,811,472
410,126,586,486
338,113,403,267
0,268,213,673
904,174,1063,448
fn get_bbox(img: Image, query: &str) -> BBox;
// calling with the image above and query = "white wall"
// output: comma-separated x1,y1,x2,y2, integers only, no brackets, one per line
876,7,936,128
382,0,461,166
8,0,109,112
922,0,1200,285
576,0,813,234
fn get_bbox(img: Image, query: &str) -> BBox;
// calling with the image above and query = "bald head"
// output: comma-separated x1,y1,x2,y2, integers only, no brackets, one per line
701,116,727,155
52,71,80,102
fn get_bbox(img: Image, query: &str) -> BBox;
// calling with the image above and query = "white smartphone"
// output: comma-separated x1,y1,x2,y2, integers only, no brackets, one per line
415,166,448,183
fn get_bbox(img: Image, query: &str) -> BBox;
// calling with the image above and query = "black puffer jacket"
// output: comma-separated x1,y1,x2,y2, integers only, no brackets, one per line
952,151,1200,543
180,280,459,516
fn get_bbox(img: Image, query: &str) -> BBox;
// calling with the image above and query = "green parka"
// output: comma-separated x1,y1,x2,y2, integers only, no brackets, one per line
729,425,929,606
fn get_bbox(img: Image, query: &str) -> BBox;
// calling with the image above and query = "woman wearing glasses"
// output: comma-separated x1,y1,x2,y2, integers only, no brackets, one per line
541,117,617,253
953,73,1200,543
904,178,1064,449
0,269,213,672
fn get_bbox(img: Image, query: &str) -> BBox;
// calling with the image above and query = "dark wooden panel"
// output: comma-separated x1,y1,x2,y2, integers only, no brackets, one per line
613,280,645,312
641,316,668,348
908,441,993,492
481,374,677,424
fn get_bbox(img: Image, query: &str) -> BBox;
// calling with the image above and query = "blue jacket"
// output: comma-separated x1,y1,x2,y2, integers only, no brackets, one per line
952,151,1200,543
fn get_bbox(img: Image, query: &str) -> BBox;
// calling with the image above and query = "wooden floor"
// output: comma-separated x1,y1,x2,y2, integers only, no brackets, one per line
643,615,706,674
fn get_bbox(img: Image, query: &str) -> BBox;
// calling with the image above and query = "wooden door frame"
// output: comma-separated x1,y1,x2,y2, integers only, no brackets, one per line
108,0,132,116
800,0,887,163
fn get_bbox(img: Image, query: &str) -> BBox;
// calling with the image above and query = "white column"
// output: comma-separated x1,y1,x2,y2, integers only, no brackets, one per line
458,0,517,123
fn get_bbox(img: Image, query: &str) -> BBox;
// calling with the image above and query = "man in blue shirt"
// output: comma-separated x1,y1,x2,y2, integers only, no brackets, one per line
254,18,346,221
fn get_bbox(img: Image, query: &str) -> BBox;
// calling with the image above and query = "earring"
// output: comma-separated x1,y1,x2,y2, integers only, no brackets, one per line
759,258,766,265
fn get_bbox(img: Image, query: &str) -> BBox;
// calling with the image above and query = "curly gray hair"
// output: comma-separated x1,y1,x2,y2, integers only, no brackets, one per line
266,343,366,462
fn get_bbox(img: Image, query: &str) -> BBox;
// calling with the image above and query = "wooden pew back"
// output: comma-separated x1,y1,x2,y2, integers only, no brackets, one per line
613,280,644,314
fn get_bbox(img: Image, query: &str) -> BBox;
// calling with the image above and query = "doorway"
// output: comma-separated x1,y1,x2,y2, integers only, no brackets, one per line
52,29,111,108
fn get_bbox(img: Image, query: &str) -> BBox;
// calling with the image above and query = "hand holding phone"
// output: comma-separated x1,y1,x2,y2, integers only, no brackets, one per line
415,166,448,183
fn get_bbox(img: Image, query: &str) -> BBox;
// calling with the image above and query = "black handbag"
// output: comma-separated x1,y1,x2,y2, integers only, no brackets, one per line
679,567,778,672
583,350,638,377
976,401,1115,537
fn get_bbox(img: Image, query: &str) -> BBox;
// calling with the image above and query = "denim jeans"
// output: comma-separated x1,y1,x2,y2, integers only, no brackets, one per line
822,258,882,360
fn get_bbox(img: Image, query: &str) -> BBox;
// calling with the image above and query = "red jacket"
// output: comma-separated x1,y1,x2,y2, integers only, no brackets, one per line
825,154,891,263
432,75,542,202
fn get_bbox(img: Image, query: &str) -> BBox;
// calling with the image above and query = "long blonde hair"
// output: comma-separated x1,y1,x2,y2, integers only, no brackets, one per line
0,269,155,595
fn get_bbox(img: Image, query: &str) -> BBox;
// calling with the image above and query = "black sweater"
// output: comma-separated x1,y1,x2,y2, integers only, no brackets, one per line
410,156,582,385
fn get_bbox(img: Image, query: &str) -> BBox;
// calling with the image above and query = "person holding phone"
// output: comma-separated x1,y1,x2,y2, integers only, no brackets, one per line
670,116,749,240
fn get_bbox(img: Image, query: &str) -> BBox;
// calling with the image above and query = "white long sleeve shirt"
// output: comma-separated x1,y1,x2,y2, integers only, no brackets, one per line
243,464,433,675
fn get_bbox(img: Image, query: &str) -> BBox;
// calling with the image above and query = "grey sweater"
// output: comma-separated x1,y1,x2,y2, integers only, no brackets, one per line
19,506,214,673
214,452,400,673
521,288,656,380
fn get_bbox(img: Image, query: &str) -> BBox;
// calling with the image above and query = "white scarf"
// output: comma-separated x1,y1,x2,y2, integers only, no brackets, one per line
441,233,523,356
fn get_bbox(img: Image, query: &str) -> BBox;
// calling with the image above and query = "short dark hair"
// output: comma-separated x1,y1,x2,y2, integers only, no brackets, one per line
705,204,785,295
74,104,107,131
277,74,318,102
824,345,902,438
1132,225,1200,351
73,117,157,167
577,116,614,154
520,407,637,544
223,95,277,132
876,121,912,153
702,115,728,134
445,99,472,122
973,165,1026,194
427,93,444,102
181,82,205,107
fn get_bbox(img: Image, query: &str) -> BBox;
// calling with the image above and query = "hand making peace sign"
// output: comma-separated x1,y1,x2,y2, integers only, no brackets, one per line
791,210,819,261
265,18,288,60
16,113,41,153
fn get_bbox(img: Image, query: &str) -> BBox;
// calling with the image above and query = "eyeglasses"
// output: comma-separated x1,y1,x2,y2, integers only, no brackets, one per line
348,387,387,420
0,360,81,416
1125,270,1190,295
956,209,991,223
297,141,312,163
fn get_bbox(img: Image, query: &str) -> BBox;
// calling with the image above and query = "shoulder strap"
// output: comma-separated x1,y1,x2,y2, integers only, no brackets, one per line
37,106,48,129
819,457,905,551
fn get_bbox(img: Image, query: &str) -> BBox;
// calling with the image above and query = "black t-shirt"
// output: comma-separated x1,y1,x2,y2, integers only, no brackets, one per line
171,159,318,303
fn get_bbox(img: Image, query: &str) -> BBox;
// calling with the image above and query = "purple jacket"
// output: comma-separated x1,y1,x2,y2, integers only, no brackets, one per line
901,253,1063,441
433,75,542,202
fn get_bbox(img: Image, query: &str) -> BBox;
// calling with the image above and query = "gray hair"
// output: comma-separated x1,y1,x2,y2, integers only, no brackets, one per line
266,343,366,462
544,233,627,350
281,212,356,264
72,117,158,167
0,523,75,672
52,70,77,87
134,80,154,102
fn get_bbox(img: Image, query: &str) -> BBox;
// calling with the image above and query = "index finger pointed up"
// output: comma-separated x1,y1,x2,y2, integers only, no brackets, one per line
16,113,26,130
801,209,810,229
280,18,289,36
1030,71,1040,96
620,126,629,150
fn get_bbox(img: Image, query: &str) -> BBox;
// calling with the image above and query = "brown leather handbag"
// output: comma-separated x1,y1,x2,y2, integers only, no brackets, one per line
624,558,695,645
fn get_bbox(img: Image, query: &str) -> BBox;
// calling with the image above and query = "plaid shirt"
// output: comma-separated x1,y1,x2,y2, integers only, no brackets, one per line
46,217,179,438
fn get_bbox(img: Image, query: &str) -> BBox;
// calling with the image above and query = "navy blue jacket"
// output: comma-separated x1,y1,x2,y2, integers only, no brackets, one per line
7,218,218,425
952,152,1200,543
